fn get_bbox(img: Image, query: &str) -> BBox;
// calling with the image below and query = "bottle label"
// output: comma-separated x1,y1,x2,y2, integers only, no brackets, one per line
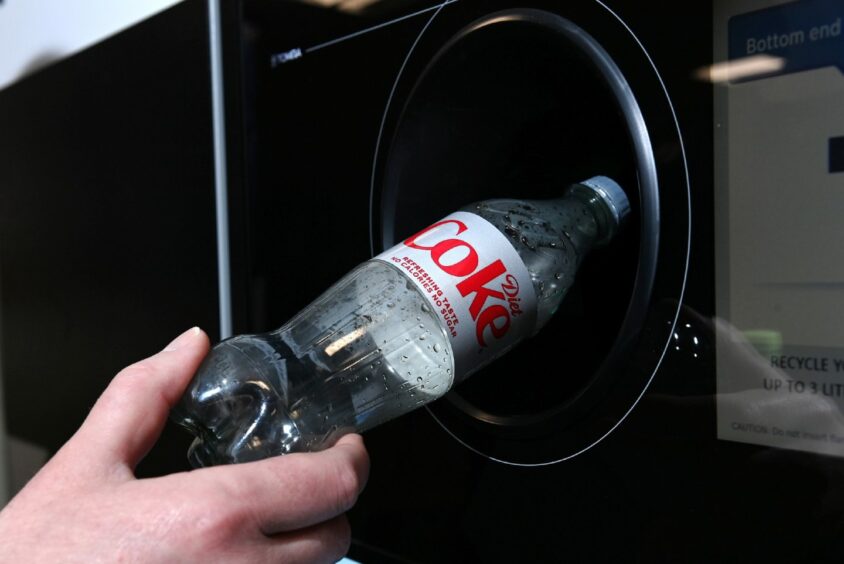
374,211,538,380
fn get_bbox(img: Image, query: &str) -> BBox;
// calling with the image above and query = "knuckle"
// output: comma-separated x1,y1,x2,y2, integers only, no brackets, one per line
289,517,352,564
331,460,362,514
322,515,352,562
191,503,244,548
111,362,155,393
94,364,151,411
358,445,371,484
124,360,156,380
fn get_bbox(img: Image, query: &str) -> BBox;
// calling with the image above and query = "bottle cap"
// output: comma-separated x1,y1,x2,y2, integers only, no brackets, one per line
579,175,631,228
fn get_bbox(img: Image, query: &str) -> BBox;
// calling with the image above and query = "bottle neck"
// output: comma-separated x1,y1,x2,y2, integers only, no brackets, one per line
547,184,617,261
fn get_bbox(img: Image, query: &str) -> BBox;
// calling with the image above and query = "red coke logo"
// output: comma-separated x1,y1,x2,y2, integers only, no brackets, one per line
405,219,523,347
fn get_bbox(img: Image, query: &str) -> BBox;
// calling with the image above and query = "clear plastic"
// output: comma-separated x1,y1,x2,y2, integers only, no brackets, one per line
466,181,618,332
172,177,628,466
172,262,453,466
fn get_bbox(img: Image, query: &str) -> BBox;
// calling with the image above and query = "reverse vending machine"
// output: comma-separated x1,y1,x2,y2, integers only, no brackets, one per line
2,0,844,561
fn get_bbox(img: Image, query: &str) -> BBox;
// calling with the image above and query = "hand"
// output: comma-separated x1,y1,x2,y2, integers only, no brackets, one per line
0,327,369,563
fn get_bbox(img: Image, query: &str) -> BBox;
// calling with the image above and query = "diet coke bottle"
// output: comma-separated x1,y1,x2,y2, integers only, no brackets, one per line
172,176,630,466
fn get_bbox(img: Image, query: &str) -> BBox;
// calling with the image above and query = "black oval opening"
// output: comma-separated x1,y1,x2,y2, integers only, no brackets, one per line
377,9,659,432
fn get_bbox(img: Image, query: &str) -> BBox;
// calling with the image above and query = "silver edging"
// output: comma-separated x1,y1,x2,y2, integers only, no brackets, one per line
370,1,691,466
207,0,233,339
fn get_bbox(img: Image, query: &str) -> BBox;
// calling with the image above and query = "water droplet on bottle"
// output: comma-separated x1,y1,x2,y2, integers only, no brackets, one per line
442,356,448,363
419,324,424,329
375,360,382,366
504,214,512,223
386,302,395,308
421,304,430,313
417,376,423,383
433,343,441,353
447,368,452,375
401,355,408,362
550,242,557,248
407,371,412,377
419,334,426,341
554,273,562,280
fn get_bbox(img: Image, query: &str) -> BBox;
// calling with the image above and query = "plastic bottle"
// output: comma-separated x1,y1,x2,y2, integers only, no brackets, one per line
172,176,630,466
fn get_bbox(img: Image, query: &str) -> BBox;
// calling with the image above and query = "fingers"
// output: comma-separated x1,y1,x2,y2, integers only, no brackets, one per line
210,434,369,535
263,515,352,564
72,327,211,471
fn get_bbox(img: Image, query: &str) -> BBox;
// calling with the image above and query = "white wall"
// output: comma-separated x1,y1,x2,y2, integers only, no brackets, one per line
0,0,184,92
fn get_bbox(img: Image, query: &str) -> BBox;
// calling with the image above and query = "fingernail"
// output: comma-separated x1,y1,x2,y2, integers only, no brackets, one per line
164,327,201,351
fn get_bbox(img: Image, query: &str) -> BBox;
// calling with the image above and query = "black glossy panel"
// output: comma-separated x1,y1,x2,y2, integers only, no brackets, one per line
0,0,218,476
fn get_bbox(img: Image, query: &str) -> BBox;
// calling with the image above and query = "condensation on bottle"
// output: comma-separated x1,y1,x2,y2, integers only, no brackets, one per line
171,176,630,466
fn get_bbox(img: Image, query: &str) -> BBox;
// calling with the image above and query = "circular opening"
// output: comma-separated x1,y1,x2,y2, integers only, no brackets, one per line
377,10,657,430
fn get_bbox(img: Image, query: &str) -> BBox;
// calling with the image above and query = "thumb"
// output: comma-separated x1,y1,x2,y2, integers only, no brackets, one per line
72,327,210,472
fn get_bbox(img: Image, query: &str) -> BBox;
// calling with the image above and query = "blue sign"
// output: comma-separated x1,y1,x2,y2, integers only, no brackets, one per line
729,0,844,82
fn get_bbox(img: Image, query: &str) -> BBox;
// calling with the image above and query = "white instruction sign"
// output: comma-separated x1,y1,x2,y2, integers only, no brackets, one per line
714,0,844,457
